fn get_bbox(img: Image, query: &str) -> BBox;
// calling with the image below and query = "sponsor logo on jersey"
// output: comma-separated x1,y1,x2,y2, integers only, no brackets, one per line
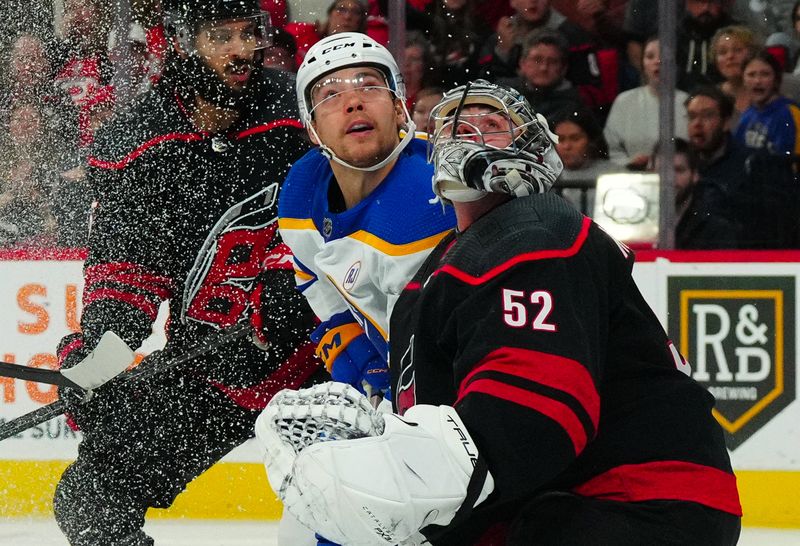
343,261,361,292
668,276,796,450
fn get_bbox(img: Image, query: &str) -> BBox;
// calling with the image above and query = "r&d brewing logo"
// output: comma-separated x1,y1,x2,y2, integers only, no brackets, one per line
668,276,796,450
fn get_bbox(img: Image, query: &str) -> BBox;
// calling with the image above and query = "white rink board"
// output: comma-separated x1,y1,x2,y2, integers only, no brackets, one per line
0,256,799,469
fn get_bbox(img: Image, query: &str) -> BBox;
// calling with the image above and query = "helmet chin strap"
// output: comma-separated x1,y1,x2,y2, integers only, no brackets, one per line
308,101,417,172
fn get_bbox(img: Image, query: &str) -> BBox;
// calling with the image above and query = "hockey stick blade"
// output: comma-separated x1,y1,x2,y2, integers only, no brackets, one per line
60,331,135,390
0,323,251,442
0,332,134,391
0,361,83,389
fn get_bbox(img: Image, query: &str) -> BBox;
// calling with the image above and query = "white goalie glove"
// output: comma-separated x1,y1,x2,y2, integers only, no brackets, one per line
255,382,495,546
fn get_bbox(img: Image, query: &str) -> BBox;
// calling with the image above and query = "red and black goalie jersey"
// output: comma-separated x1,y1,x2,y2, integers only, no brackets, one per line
389,193,741,544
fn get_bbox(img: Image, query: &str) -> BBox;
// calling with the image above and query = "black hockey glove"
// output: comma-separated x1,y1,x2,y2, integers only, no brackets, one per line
56,333,101,432
249,269,317,357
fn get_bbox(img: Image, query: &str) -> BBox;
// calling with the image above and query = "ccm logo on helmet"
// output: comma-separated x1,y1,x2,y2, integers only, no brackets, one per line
322,42,356,55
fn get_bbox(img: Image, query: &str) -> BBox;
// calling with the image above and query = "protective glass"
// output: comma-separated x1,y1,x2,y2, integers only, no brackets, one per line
309,70,394,116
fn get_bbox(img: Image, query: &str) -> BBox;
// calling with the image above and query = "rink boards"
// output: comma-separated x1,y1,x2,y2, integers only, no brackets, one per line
0,249,799,527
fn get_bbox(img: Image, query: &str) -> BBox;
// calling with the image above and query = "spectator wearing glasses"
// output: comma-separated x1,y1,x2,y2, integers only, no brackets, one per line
497,28,583,125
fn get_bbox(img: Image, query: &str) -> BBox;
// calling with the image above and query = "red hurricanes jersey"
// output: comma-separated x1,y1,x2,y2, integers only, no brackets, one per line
389,193,741,544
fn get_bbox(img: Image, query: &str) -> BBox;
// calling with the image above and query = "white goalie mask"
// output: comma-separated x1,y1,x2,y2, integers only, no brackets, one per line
429,80,563,203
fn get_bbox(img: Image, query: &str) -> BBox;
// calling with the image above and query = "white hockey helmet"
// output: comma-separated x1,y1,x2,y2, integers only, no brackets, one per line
429,79,563,203
295,32,415,172
296,32,407,124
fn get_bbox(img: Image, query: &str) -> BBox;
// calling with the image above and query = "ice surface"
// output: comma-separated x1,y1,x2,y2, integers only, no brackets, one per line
0,519,798,545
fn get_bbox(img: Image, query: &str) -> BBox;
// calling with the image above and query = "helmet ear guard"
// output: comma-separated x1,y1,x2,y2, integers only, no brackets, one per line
430,80,563,203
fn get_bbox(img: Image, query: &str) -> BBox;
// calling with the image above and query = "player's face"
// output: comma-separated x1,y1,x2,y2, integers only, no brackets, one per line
686,95,726,153
448,105,516,148
555,120,590,170
309,67,403,168
194,19,259,91
743,58,779,108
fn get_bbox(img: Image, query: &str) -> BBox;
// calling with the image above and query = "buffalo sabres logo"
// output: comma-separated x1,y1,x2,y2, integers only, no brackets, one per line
322,217,333,238
343,261,361,292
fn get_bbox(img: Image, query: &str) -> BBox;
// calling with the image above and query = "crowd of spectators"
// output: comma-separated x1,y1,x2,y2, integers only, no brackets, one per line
1,0,799,250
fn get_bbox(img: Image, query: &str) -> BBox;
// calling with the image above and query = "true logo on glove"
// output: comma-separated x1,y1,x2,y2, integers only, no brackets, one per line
447,414,479,467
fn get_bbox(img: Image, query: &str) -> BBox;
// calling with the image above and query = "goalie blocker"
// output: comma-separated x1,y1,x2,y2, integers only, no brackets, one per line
256,382,494,545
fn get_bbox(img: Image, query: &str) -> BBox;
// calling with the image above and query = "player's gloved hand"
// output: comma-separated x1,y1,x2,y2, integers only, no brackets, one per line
56,331,136,433
311,311,390,398
249,269,318,352
255,382,494,546
56,333,97,432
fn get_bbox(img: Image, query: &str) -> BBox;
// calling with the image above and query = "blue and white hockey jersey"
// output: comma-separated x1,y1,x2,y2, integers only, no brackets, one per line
277,138,455,374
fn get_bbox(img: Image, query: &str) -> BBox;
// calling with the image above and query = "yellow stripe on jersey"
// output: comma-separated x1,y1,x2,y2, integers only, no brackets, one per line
294,268,314,281
789,103,800,155
349,228,452,256
281,216,452,257
279,217,316,231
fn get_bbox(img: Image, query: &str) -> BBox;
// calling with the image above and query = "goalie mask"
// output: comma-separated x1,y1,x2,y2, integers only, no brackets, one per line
429,79,563,203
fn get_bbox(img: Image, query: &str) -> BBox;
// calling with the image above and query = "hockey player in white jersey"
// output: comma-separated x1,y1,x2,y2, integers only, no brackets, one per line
277,32,455,402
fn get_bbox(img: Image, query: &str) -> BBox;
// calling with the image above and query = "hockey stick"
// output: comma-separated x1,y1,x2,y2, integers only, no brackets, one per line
0,361,83,389
0,322,251,442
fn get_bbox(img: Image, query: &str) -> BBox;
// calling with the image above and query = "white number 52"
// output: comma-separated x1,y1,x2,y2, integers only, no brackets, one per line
502,288,557,332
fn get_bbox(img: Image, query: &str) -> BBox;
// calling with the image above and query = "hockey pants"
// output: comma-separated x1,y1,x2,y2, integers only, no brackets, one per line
53,369,256,546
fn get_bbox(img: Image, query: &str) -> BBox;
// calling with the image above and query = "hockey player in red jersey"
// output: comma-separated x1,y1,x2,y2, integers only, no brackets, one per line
52,1,323,545
255,80,742,545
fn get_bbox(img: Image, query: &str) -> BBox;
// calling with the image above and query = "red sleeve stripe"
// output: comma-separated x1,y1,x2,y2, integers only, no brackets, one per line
235,118,304,139
86,275,173,300
572,460,742,516
88,133,205,170
85,263,174,299
459,378,589,455
83,287,160,321
434,216,592,286
459,348,600,429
